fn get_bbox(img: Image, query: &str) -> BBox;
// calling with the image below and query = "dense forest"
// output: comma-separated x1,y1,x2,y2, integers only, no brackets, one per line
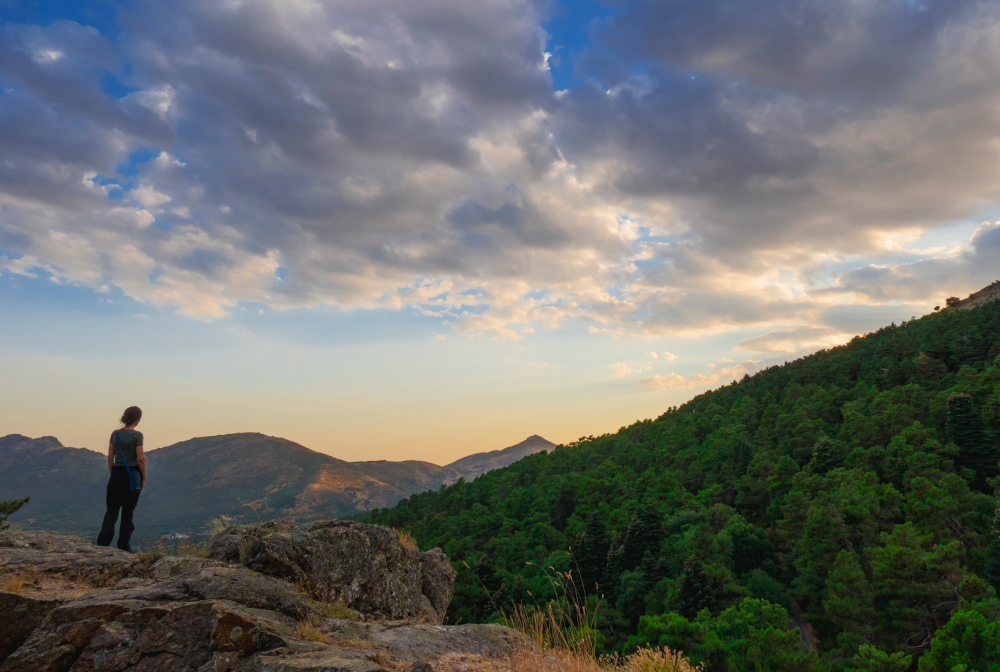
369,298,1000,671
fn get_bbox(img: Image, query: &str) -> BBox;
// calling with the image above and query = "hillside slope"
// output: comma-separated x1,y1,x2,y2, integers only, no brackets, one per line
945,279,1000,311
0,434,107,533
0,432,551,539
369,292,1000,670
444,434,555,481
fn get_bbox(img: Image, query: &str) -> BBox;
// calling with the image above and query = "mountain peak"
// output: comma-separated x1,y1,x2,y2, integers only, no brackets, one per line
444,435,555,481
0,434,64,453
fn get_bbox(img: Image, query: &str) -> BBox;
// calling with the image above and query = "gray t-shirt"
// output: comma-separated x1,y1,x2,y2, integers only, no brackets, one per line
111,429,143,467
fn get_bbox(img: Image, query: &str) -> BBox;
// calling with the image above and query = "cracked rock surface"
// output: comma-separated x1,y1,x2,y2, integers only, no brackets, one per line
0,526,519,672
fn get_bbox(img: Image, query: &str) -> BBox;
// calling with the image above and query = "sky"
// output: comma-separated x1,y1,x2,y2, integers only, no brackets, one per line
1,0,999,464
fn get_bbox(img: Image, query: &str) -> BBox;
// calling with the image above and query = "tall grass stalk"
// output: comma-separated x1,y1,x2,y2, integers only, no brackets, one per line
491,560,701,672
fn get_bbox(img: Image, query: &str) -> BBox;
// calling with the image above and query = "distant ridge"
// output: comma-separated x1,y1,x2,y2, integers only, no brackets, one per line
444,435,555,481
0,432,552,539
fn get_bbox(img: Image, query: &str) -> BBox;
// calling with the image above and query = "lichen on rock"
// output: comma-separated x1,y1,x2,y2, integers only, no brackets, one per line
207,520,456,624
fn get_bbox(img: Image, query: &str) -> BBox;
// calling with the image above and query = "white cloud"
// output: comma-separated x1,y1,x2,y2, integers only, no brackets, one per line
639,360,762,390
128,185,172,209
610,361,653,377
154,152,186,169
737,326,853,354
433,334,447,342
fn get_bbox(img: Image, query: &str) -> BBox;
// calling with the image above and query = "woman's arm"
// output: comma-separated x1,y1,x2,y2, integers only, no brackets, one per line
136,445,146,488
107,441,114,475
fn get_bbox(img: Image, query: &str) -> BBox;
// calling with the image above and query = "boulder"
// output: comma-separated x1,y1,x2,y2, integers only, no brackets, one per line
208,521,455,623
0,591,66,663
0,599,289,672
418,550,456,619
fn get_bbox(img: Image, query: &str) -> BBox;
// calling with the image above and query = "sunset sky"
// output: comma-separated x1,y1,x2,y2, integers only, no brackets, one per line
1,0,998,463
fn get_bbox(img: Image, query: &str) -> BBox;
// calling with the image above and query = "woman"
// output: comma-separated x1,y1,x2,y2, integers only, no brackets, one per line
96,406,147,552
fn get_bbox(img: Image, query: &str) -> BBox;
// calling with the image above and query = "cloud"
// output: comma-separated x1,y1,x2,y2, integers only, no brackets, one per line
817,221,1000,305
737,326,852,354
128,184,172,209
639,360,762,390
610,361,652,378
433,334,447,342
0,0,998,341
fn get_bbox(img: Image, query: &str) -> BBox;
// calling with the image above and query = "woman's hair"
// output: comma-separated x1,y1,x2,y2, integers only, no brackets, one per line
120,406,142,427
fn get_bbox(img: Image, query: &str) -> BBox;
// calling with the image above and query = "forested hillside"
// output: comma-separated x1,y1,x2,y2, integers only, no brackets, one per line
369,297,1000,671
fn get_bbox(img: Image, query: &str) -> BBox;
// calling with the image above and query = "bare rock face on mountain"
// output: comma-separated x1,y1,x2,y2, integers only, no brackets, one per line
207,520,456,623
0,528,510,672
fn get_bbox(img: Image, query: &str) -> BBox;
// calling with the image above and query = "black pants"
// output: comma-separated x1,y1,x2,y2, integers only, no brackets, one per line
96,466,142,551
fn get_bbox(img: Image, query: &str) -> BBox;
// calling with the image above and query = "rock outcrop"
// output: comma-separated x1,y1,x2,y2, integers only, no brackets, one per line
0,532,138,586
207,520,456,623
0,525,507,672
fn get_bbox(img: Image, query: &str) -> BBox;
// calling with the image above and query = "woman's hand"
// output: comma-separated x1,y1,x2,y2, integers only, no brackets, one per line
137,445,147,490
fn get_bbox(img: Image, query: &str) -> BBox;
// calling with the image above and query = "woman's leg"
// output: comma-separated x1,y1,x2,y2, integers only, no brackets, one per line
117,490,141,552
96,479,124,546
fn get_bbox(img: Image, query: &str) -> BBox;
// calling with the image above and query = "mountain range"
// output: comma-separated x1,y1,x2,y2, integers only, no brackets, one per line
0,433,553,540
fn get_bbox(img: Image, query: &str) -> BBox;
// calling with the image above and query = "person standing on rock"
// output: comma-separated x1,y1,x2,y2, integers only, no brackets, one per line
96,406,146,552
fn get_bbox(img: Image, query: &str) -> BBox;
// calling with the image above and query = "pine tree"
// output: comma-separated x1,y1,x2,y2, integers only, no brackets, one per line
639,549,666,585
601,544,622,603
576,510,611,594
809,437,839,475
987,502,1000,595
0,497,28,531
824,550,874,654
675,557,717,619
734,439,754,476
621,504,662,570
947,393,998,489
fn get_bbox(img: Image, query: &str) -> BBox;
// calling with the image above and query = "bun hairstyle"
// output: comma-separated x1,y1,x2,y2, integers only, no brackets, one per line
120,406,142,427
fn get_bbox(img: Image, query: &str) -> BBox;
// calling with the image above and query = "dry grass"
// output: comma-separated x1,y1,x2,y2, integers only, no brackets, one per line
614,648,701,672
206,514,240,536
368,650,410,670
177,540,211,557
315,600,360,621
297,623,334,644
333,638,375,650
295,612,335,644
394,528,419,553
0,570,93,600
136,550,168,562
435,649,700,672
488,563,700,672
0,572,27,593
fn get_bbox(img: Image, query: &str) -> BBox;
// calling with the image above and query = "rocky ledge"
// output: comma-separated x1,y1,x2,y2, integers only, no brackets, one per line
0,521,526,672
